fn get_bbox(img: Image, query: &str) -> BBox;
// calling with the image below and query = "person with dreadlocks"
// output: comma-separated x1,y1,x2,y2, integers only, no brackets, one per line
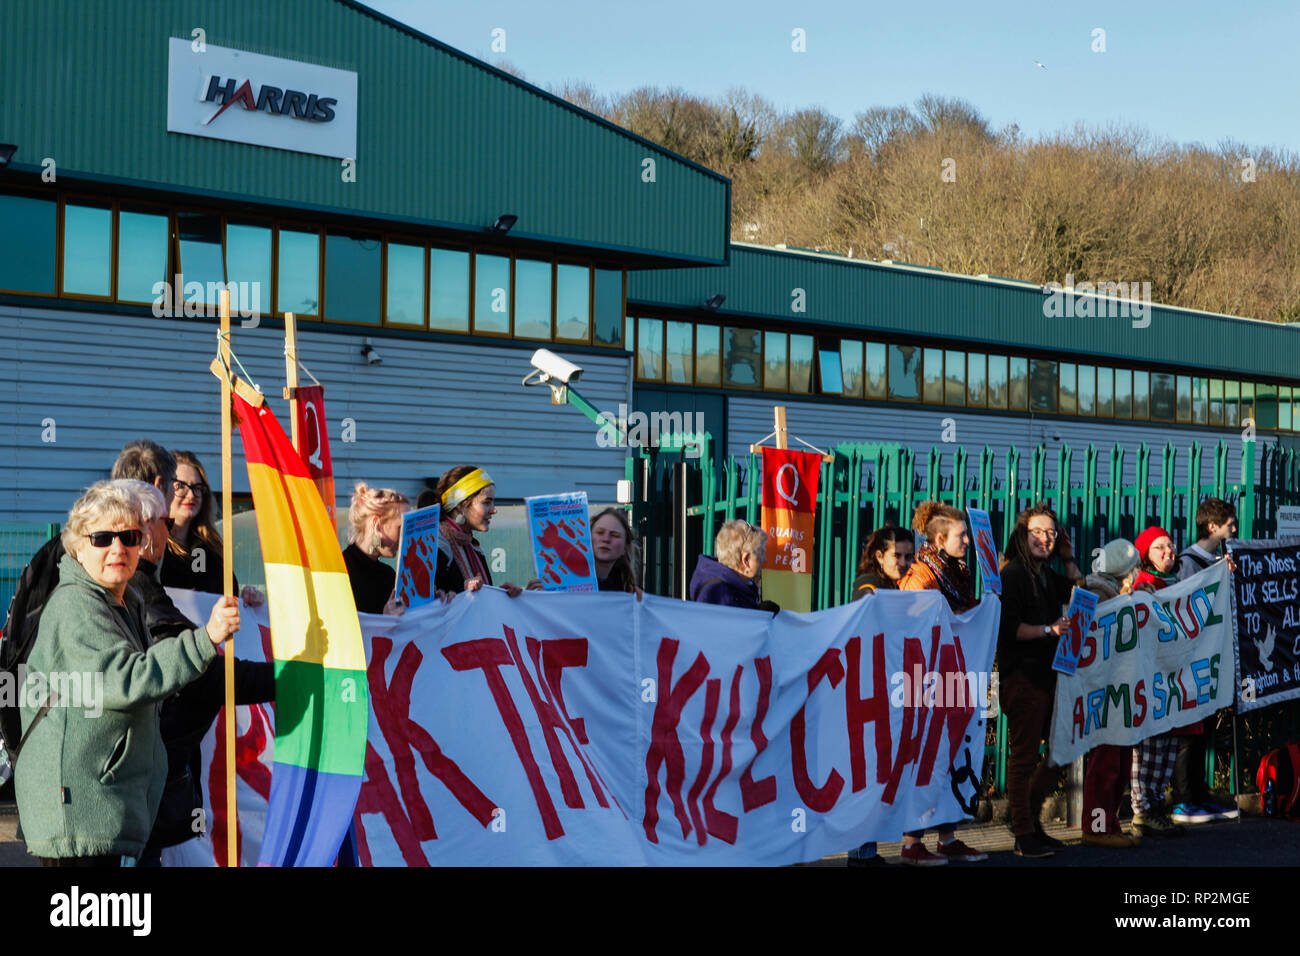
893,502,987,865
996,502,1081,859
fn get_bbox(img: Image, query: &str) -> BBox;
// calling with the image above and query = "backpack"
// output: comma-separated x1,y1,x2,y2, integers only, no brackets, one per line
0,537,65,766
1257,743,1300,820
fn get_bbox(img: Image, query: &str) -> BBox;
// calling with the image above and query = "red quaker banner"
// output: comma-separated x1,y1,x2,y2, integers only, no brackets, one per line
760,447,821,612
293,384,336,526
166,586,998,867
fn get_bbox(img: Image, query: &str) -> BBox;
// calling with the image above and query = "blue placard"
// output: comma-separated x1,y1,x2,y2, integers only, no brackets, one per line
396,503,441,609
967,507,1001,596
526,492,598,592
1052,587,1100,676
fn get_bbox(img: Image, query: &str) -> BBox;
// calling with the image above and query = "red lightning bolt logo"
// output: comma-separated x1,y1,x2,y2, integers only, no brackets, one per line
206,79,257,125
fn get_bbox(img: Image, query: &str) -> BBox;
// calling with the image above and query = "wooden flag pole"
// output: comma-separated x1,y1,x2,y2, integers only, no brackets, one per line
283,312,299,448
219,290,238,868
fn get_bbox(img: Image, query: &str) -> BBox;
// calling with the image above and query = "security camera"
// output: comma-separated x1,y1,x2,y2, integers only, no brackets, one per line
523,348,583,387
361,339,382,366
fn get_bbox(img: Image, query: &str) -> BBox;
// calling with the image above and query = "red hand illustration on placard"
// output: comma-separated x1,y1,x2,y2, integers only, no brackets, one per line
402,537,432,599
976,529,999,579
537,520,591,578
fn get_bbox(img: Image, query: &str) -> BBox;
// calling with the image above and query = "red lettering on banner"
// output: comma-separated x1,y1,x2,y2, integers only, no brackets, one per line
685,678,722,845
882,635,932,803
209,703,273,867
845,634,893,791
791,648,845,812
642,638,709,843
355,638,496,866
1073,696,1086,741
1133,680,1147,726
443,637,565,840
527,636,623,815
701,666,742,845
739,655,777,812
917,634,974,785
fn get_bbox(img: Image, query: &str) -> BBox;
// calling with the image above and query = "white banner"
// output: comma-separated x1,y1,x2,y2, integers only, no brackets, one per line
167,587,999,866
1048,562,1235,766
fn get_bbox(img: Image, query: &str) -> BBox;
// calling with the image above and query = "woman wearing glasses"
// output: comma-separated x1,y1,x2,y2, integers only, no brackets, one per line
997,503,1081,859
16,481,240,866
162,451,261,606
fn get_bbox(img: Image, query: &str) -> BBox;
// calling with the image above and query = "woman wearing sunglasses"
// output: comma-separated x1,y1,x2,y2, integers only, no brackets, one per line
15,482,240,866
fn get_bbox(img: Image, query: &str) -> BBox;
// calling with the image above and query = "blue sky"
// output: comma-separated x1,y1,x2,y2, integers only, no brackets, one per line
362,0,1300,156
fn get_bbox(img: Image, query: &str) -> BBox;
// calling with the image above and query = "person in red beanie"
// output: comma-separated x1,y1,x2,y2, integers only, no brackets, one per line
1128,526,1184,838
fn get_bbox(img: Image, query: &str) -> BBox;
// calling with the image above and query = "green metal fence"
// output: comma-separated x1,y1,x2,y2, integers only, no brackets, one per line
631,435,1300,795
0,522,60,625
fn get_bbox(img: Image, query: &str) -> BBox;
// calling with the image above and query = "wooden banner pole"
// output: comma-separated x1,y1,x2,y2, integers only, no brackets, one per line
284,312,299,449
219,290,238,868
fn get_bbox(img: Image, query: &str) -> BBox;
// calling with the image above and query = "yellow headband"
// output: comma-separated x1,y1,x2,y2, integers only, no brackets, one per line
442,469,494,512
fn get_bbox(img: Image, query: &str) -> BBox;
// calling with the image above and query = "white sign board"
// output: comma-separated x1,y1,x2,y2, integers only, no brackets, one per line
1277,505,1300,538
166,38,358,159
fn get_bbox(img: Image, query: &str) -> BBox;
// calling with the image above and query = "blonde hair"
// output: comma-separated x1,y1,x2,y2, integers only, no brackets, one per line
715,519,767,572
348,483,410,547
911,501,966,542
61,481,142,555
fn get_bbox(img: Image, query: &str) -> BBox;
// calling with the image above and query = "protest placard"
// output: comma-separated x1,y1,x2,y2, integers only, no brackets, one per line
526,492,597,592
396,503,441,609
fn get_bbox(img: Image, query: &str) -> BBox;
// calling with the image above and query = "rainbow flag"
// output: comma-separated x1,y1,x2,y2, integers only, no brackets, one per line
235,393,369,866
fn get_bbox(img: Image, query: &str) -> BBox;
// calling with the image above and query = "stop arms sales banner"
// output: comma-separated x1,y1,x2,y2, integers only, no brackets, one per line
1049,562,1235,766
170,587,998,866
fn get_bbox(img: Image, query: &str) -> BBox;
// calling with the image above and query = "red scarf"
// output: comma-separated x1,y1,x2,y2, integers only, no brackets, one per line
441,517,488,588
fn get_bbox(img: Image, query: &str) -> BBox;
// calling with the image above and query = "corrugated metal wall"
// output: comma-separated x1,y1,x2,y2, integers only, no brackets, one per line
0,303,630,521
726,396,1274,490
628,245,1300,380
0,0,728,264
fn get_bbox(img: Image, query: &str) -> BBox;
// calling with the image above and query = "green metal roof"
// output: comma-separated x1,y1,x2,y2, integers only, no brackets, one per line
628,243,1300,380
0,0,729,265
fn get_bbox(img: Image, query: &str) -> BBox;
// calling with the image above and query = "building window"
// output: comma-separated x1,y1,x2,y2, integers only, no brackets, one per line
764,332,788,390
1209,378,1224,426
790,334,814,393
1030,359,1058,413
116,207,169,303
1133,370,1150,419
966,352,986,407
944,349,965,405
864,342,887,399
1151,372,1177,422
637,317,664,381
1009,357,1029,410
1078,364,1095,416
429,247,469,332
276,228,320,316
473,252,511,335
987,354,1008,409
0,194,56,294
923,348,944,404
1059,362,1077,415
889,345,922,401
1224,380,1239,427
666,321,693,384
1255,382,1278,429
325,231,381,325
226,219,271,316
384,242,426,327
1114,368,1132,418
513,257,552,340
840,341,863,397
1175,374,1192,423
695,324,721,385
177,212,225,311
1192,377,1209,425
724,327,762,387
818,344,844,395
593,268,623,347
555,263,591,342
1096,367,1113,417
1240,382,1255,423
1280,386,1293,432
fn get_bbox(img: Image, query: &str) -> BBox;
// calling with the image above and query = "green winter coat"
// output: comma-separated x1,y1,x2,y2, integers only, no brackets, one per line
15,552,218,859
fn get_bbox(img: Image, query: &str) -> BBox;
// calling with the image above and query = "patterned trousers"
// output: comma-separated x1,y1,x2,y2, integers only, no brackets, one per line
1131,734,1179,813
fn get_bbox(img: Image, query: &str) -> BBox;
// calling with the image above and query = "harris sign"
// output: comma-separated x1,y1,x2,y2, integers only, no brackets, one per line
166,38,358,159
